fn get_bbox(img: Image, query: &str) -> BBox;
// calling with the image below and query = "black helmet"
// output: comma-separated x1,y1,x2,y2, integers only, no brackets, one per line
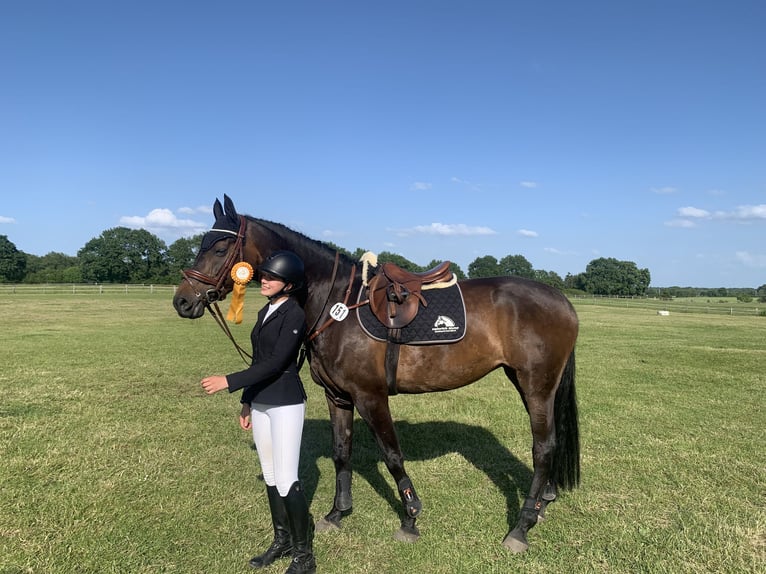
258,250,305,293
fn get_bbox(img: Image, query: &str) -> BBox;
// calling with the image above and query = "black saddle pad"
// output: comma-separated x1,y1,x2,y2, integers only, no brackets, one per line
357,282,466,344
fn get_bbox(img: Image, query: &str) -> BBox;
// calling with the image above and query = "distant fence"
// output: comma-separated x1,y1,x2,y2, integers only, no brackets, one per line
0,283,177,295
570,294,765,317
2,284,764,317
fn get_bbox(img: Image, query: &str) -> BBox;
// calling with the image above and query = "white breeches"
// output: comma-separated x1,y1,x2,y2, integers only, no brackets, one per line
250,402,306,496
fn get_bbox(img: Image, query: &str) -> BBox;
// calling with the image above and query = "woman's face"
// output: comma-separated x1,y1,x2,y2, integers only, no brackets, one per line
260,273,288,299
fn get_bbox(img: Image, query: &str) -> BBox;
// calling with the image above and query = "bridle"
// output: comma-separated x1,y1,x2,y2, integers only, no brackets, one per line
182,215,253,363
182,215,247,303
180,218,366,365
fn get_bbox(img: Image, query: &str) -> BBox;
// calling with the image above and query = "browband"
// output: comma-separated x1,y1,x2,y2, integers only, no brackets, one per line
209,228,240,236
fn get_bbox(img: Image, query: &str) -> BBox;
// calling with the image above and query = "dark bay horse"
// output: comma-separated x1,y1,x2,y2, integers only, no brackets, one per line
173,195,580,552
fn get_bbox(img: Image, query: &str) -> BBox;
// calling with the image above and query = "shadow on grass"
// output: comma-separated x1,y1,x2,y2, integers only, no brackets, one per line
290,417,533,529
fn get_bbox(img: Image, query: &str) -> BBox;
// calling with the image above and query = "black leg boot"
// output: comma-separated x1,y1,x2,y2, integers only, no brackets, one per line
248,485,293,569
282,481,316,574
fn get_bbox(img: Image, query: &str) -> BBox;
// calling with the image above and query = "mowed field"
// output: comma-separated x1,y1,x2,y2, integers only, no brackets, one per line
1,292,764,574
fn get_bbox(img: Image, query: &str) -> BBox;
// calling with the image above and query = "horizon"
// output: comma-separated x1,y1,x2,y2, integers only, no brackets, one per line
1,2,764,289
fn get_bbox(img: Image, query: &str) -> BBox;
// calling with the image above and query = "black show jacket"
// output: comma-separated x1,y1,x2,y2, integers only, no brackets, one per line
226,296,307,406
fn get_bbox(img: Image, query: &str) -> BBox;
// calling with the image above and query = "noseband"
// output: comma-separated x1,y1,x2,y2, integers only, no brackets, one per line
182,215,247,304
181,215,253,364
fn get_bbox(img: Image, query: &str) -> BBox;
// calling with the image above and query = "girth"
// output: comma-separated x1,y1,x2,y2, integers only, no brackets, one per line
366,260,454,395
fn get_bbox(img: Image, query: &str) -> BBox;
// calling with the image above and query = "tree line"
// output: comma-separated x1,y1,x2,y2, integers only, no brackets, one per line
1,230,764,299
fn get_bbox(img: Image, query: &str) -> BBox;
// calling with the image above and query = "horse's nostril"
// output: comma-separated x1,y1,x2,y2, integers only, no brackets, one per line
173,296,191,315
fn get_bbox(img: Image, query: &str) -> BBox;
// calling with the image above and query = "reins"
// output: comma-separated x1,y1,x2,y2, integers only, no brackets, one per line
184,228,369,365
308,259,367,342
305,251,341,340
182,215,253,365
208,301,253,364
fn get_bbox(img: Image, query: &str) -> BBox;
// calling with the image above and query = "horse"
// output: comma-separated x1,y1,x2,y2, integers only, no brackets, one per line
173,195,580,553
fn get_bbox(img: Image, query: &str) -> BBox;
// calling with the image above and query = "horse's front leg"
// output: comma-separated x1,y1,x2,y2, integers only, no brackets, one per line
354,393,422,542
315,397,355,532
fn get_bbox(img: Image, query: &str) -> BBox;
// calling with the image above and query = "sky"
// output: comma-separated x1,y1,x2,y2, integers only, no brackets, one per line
1,1,764,288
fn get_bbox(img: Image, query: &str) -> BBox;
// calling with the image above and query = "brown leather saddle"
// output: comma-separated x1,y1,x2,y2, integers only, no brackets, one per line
367,261,453,329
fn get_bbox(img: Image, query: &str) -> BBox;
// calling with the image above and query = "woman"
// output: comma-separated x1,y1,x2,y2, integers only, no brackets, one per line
201,250,315,574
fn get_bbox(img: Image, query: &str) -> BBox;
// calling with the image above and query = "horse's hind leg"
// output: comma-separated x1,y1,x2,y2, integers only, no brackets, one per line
354,393,422,542
316,398,355,532
503,392,556,553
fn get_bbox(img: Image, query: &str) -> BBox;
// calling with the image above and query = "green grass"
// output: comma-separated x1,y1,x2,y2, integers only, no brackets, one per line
1,293,764,573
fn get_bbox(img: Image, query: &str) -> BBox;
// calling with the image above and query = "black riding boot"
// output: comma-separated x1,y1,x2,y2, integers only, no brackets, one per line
248,485,293,569
282,481,316,574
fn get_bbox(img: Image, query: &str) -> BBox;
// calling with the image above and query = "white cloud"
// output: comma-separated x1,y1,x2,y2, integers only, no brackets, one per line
665,219,696,228
729,204,766,220
517,229,538,237
451,177,481,191
120,208,208,237
520,181,538,189
178,205,212,215
736,251,766,268
410,182,432,191
677,206,710,218
0,216,16,224
399,223,497,237
652,186,678,194
674,203,766,224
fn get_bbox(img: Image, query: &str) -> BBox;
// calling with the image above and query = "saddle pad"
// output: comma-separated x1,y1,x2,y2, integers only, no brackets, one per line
357,282,466,345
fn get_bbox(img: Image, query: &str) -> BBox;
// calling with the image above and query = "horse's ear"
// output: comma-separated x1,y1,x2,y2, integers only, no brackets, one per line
223,194,239,225
213,198,224,221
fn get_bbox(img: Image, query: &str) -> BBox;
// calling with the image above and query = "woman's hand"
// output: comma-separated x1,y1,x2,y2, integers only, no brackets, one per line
201,375,228,394
239,403,252,430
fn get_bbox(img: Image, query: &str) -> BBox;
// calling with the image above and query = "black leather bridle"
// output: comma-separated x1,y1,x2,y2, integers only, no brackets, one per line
181,215,252,363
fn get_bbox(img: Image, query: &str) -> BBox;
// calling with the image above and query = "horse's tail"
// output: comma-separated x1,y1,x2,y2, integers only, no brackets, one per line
552,350,580,490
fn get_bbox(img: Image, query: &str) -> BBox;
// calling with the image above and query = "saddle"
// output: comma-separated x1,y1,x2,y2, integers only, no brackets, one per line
368,261,453,330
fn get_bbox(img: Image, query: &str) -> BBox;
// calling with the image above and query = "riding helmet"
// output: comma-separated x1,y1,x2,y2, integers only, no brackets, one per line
258,250,305,292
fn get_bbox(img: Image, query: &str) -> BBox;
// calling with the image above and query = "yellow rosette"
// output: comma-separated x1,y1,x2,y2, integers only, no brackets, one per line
226,262,254,324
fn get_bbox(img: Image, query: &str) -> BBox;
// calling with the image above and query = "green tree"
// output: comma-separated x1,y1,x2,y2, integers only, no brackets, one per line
582,257,651,296
564,272,585,291
468,255,500,278
533,269,565,289
166,234,203,283
425,258,466,280
24,252,80,283
499,254,534,278
0,235,27,282
79,227,168,283
377,251,420,271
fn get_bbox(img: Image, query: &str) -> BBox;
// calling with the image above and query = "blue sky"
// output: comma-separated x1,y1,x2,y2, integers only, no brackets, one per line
1,1,764,288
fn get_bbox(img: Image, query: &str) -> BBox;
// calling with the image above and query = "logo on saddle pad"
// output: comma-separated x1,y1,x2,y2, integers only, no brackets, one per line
432,315,460,334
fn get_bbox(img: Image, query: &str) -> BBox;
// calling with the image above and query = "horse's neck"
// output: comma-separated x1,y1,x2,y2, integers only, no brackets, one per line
246,217,356,326
304,260,356,326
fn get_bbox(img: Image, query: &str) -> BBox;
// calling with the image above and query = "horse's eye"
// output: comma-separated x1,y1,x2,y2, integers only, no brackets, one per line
215,246,229,257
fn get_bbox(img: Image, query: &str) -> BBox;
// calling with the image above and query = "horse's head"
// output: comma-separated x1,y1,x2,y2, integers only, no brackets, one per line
173,194,247,319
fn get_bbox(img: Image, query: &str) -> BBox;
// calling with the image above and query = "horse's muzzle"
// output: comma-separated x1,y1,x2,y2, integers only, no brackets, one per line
173,293,206,319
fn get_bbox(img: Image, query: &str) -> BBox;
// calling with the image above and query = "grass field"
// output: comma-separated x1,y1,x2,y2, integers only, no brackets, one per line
1,292,764,573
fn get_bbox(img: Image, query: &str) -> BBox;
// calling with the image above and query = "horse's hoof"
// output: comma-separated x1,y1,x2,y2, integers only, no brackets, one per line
393,527,420,543
315,517,341,533
502,534,529,553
